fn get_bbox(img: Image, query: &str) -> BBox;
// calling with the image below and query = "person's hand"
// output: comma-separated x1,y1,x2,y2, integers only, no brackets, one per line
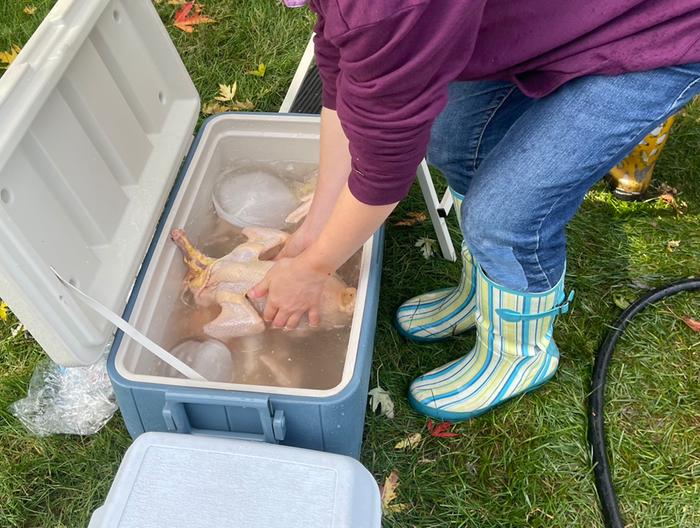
275,222,316,260
248,255,329,329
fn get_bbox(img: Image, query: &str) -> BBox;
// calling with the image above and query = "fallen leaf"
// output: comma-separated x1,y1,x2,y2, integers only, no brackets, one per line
173,2,215,33
386,503,411,513
394,432,422,450
415,237,437,259
394,211,428,227
613,294,631,310
246,63,266,77
658,192,687,215
23,5,37,15
657,182,679,196
659,193,676,205
215,82,237,102
202,98,255,116
11,323,25,337
380,470,399,507
174,1,193,20
229,99,255,111
427,419,461,438
0,45,21,69
682,317,700,332
379,470,410,514
0,301,8,322
368,386,395,419
201,101,229,115
666,240,681,252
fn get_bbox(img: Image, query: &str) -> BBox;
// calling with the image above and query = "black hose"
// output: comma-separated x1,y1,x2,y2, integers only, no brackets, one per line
588,277,700,528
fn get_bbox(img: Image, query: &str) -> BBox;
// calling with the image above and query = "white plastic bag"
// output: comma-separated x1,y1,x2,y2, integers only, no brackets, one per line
213,169,298,229
9,357,117,437
168,340,234,382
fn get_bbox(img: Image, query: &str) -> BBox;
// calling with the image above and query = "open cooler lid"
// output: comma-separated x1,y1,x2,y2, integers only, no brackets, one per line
0,0,199,366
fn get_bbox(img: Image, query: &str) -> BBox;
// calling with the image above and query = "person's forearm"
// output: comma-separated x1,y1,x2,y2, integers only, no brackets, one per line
301,184,397,274
304,107,352,234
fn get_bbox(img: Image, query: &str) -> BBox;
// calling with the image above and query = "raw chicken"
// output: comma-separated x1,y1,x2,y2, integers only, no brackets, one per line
285,192,314,225
171,227,357,340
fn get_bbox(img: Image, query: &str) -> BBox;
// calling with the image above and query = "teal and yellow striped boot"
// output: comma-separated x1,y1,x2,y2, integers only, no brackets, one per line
408,265,573,421
395,190,477,342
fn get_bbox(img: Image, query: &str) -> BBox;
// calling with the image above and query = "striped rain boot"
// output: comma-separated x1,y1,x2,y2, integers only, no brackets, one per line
395,189,477,342
408,265,573,421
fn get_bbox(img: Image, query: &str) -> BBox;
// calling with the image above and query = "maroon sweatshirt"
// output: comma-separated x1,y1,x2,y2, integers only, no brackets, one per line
309,0,700,205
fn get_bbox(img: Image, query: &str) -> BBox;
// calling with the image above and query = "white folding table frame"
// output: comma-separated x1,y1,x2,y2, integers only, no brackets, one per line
280,36,458,262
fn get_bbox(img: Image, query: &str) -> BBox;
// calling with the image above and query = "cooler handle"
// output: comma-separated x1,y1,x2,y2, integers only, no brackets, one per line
162,392,286,443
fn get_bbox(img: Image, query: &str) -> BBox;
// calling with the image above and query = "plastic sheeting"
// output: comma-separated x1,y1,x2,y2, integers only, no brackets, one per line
9,357,117,436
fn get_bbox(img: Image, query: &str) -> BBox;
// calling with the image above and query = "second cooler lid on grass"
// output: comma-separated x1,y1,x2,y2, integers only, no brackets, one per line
89,432,381,528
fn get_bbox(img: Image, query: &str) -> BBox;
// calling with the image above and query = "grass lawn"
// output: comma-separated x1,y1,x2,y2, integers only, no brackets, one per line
1,2,699,527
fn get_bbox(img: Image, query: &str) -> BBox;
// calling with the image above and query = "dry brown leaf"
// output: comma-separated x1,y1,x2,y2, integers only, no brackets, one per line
386,503,411,513
202,98,255,116
666,240,681,252
203,80,255,115
655,183,687,214
657,183,679,195
658,192,687,215
394,432,422,451
415,237,437,259
659,192,676,205
368,386,395,419
230,99,255,111
0,45,21,69
23,6,37,15
380,470,399,507
215,82,237,102
394,211,428,227
201,101,228,115
380,470,410,514
682,316,700,332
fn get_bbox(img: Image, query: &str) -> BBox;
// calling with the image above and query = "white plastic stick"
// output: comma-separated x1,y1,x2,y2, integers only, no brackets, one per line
51,267,206,381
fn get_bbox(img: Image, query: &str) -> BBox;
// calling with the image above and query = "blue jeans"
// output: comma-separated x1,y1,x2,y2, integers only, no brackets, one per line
428,65,700,292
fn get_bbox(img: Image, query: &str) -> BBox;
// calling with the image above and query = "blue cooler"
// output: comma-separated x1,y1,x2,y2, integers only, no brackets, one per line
0,0,383,458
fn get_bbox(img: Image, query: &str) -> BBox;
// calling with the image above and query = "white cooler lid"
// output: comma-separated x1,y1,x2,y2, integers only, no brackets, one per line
0,0,199,365
89,432,382,528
